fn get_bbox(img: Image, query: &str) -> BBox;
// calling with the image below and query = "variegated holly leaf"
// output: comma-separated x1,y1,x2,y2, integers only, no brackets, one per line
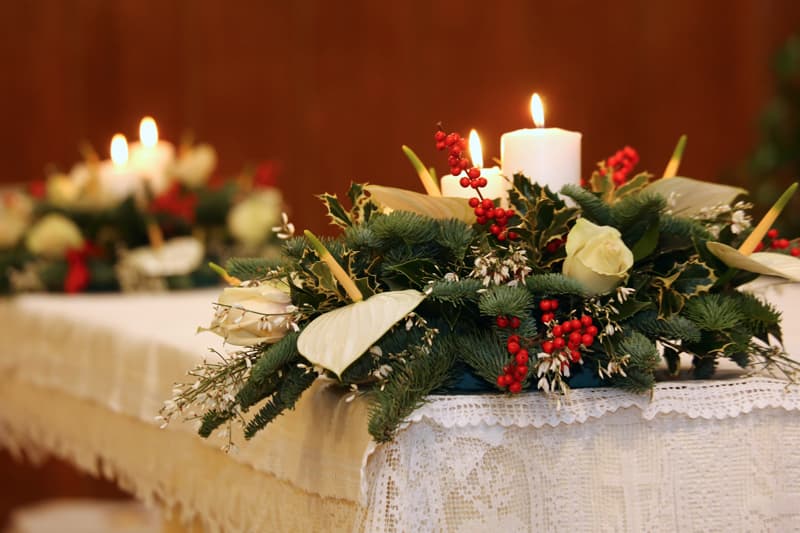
364,185,475,223
297,289,426,377
645,177,747,217
706,241,800,281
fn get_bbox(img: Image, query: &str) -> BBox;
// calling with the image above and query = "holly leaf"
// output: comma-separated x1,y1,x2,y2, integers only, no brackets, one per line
318,193,352,228
615,172,652,199
297,289,426,377
364,185,475,223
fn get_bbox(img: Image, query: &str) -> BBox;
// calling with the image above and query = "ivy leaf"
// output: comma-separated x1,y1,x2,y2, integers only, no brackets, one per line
706,242,800,281
645,177,747,217
297,289,426,377
364,185,475,223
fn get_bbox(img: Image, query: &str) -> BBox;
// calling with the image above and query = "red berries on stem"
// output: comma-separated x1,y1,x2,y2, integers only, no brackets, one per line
538,298,596,364
757,227,800,255
494,314,529,394
434,126,517,242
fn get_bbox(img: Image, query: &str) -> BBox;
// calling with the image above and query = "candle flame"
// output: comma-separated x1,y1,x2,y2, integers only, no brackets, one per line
531,93,545,128
139,116,158,148
110,134,129,166
468,129,483,168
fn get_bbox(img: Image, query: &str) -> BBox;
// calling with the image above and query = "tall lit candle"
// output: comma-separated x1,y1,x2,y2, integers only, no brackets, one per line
501,93,581,193
441,129,508,201
129,116,176,193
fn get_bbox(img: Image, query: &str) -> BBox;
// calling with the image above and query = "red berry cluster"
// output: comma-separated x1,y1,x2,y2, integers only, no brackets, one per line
584,146,640,188
495,315,528,394
545,237,565,254
538,299,597,365
434,127,518,241
434,130,471,177
754,227,800,256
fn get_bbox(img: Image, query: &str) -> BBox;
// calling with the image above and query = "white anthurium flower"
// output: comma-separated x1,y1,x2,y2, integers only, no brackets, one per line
297,289,426,377
645,177,747,217
171,144,218,188
364,185,475,224
122,236,204,277
706,241,800,282
25,213,84,258
562,218,634,295
228,189,283,248
201,281,293,346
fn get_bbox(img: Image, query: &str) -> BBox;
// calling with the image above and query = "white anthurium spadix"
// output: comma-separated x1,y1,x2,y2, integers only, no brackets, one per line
364,184,475,223
645,176,747,218
706,242,800,282
297,289,426,377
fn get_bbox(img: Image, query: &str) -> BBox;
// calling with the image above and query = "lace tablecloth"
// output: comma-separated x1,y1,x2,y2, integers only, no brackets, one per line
1,281,800,532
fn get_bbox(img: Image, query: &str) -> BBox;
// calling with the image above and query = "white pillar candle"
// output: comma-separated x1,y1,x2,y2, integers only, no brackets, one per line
501,93,581,193
440,130,509,201
98,133,142,201
128,116,176,193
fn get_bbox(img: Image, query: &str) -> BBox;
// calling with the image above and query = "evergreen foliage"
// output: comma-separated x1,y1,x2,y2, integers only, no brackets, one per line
244,365,317,439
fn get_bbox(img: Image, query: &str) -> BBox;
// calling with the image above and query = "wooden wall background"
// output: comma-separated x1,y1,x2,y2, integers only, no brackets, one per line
1,1,799,235
0,0,799,524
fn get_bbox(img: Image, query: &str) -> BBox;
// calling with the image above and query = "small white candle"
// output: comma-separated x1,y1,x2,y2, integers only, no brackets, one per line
128,116,176,193
501,93,581,193
97,133,141,200
441,129,508,201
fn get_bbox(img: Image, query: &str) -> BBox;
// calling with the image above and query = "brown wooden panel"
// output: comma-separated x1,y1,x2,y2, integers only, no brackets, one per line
1,1,799,234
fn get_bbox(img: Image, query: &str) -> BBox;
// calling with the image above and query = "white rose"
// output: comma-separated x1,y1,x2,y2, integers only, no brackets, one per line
25,213,85,258
47,173,81,207
562,218,633,295
227,189,283,248
171,144,217,188
204,282,293,346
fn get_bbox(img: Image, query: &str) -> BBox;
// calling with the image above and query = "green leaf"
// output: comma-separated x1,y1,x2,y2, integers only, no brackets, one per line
297,289,426,376
645,177,747,217
364,185,475,223
706,241,800,281
631,222,660,261
615,172,652,199
318,193,352,228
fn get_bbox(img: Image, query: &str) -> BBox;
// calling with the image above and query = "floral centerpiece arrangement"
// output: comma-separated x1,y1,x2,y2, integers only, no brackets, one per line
163,127,800,445
0,118,285,294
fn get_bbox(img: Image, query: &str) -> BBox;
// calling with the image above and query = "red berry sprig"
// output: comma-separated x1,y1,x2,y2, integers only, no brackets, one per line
583,146,639,188
495,316,528,394
538,299,596,365
434,127,518,241
754,227,800,256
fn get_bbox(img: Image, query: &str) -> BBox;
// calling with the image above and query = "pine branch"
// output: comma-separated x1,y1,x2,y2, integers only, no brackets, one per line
608,331,660,392
426,278,483,305
658,214,712,241
683,294,745,331
243,365,317,439
478,285,533,317
610,192,666,228
525,273,588,296
454,331,509,385
560,184,613,226
225,257,281,280
198,409,234,438
370,211,439,246
436,218,475,260
627,310,702,343
236,332,300,410
367,343,455,443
